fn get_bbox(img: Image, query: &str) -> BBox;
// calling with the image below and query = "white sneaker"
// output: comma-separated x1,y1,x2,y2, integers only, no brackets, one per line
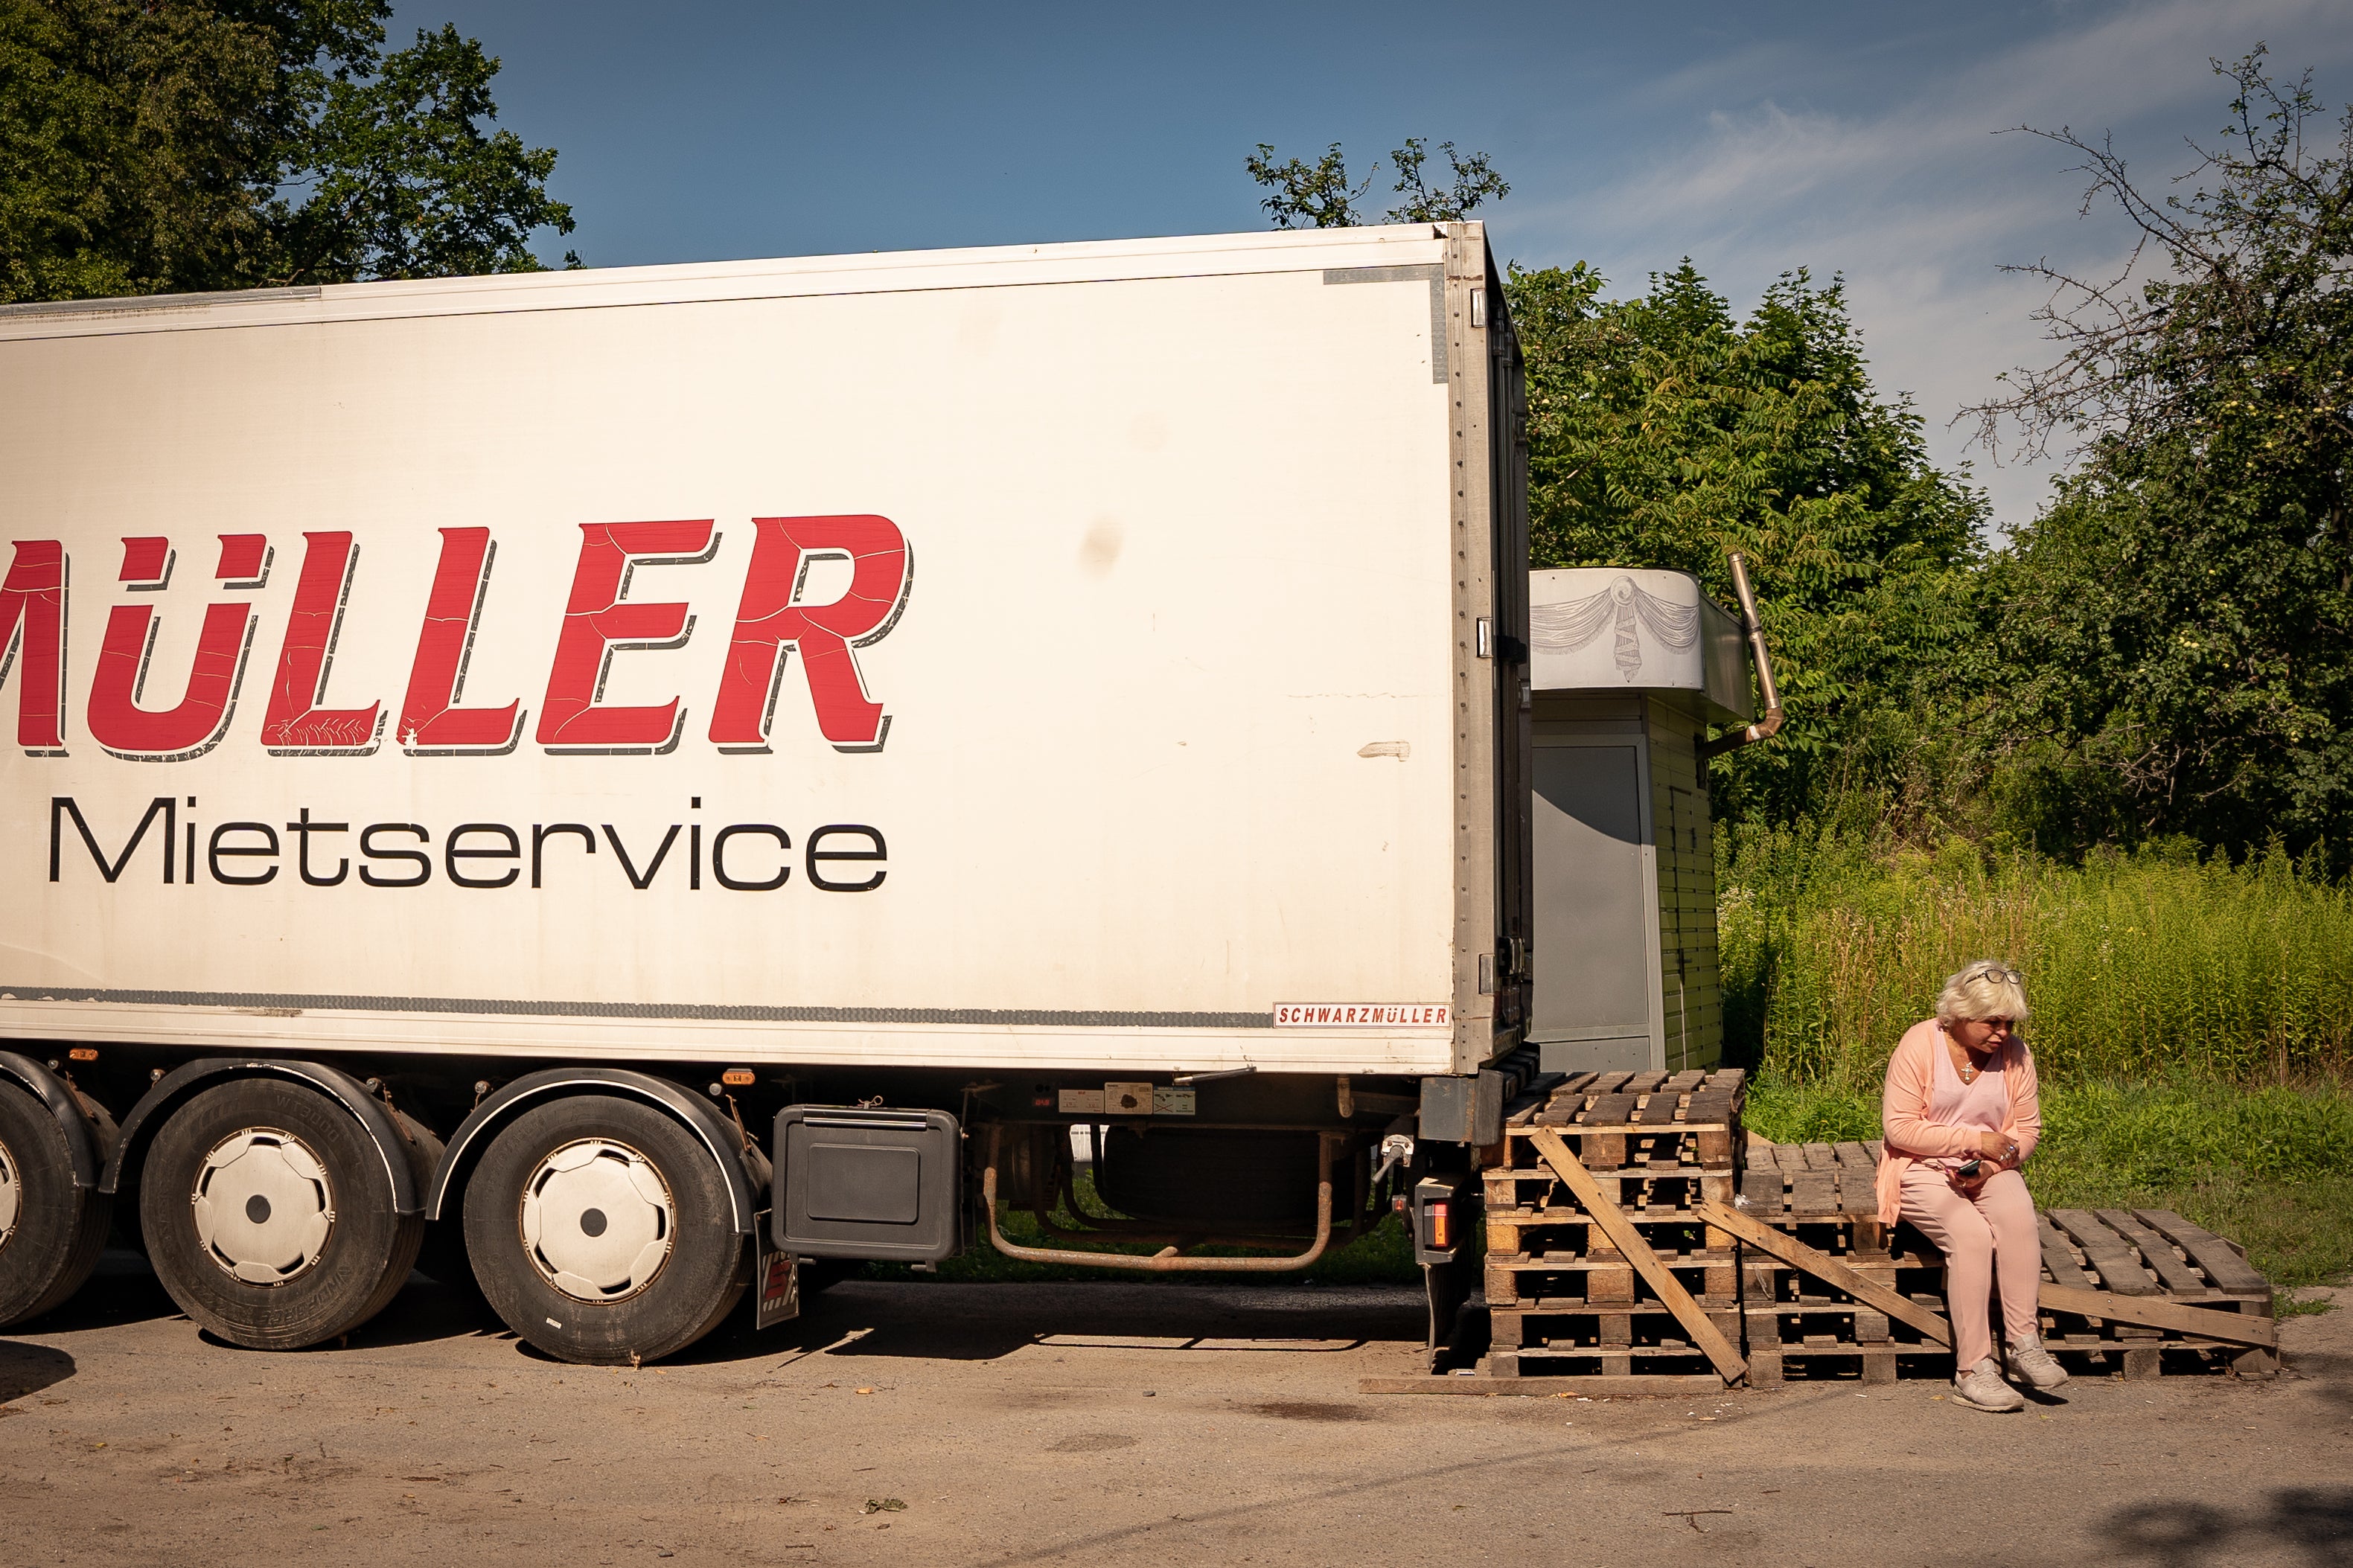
2005,1336,2069,1390
1952,1357,2025,1412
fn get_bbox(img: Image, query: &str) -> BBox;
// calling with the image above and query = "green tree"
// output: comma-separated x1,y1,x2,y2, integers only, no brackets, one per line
1245,136,1507,228
1507,260,1987,825
1963,49,2353,857
0,0,572,304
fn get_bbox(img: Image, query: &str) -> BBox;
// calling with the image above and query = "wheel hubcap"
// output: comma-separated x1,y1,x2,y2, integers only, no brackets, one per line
0,1136,20,1249
519,1139,674,1303
190,1128,336,1284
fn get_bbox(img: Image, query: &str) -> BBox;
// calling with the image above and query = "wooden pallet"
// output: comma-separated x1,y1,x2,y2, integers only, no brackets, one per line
1736,1143,2276,1381
1741,1229,1944,1296
1466,1072,1745,1386
1736,1137,1882,1207
1746,1344,1953,1386
1487,1290,1740,1377
1436,1135,2280,1391
1742,1288,1952,1386
1730,1162,1947,1387
1740,1217,1945,1308
1743,1255,1948,1370
1484,1167,1739,1217
1362,1372,1731,1395
1495,1068,1746,1172
2035,1208,2275,1377
1486,1348,1728,1380
1487,1248,1738,1309
1491,1299,1743,1353
1484,1215,1736,1299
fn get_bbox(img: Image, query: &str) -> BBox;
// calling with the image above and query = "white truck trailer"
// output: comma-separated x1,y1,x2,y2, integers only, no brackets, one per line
0,223,1551,1363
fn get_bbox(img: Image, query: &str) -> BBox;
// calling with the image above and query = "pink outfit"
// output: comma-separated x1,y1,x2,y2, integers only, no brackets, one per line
1921,1037,2014,1165
1874,1019,2040,1223
1876,1018,2046,1369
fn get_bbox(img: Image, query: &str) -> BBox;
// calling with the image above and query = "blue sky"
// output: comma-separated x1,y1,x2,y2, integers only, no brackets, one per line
397,0,2353,531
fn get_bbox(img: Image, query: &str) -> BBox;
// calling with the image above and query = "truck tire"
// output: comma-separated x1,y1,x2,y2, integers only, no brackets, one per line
138,1079,423,1349
0,1082,111,1329
463,1095,746,1365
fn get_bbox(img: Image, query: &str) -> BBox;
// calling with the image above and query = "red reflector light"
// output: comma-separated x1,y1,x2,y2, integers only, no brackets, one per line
1428,1200,1451,1249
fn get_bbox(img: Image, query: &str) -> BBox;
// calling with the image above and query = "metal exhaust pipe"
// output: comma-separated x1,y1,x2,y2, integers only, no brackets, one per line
1699,551,1784,758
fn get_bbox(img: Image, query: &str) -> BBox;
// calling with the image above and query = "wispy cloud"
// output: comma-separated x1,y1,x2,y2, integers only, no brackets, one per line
1491,0,2353,531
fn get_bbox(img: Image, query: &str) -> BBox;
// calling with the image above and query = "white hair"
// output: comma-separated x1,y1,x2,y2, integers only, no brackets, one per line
1937,960,2030,1025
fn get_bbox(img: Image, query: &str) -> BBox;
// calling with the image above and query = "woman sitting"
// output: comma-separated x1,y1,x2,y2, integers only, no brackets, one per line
1875,960,2069,1411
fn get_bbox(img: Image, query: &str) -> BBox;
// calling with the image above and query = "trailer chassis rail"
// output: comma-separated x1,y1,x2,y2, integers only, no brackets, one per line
981,1131,1341,1272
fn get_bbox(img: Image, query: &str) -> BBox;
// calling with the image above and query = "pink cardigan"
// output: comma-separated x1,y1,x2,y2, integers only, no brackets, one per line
1874,1017,2042,1223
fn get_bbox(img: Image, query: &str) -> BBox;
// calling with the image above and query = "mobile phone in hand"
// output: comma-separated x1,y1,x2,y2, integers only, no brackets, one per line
1957,1159,1983,1179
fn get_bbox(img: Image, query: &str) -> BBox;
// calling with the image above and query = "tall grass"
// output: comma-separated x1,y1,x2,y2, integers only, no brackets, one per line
1720,831,2353,1092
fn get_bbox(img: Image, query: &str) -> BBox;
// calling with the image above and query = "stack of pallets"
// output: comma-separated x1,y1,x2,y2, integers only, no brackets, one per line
2037,1208,2276,1378
1480,1069,1746,1381
1735,1139,1950,1386
1396,1127,2280,1395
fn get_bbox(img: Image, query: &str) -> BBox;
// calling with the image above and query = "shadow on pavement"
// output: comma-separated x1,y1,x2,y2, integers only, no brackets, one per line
186,1275,506,1355
668,1279,1423,1367
28,1250,500,1355
0,1340,75,1402
39,1261,1423,1369
18,1249,179,1334
2102,1486,2353,1566
340,1275,508,1348
2285,1344,2353,1419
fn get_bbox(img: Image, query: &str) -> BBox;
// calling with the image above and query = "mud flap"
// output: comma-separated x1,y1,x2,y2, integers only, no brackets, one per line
752,1217,800,1331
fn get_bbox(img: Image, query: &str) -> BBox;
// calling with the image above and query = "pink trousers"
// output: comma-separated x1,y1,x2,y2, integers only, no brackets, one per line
1896,1165,2042,1369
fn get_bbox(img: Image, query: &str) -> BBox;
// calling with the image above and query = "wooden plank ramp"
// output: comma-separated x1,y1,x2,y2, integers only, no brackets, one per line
2033,1206,2276,1377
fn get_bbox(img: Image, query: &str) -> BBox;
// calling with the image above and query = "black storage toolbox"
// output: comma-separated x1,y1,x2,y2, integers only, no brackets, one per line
771,1106,962,1263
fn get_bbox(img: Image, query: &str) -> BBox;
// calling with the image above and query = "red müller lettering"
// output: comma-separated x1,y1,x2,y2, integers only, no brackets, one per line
0,540,67,752
538,520,714,753
709,515,910,753
263,532,381,752
87,535,255,761
399,528,523,753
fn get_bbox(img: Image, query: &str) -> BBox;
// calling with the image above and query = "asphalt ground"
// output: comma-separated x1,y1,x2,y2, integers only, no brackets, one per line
1,1255,2347,1567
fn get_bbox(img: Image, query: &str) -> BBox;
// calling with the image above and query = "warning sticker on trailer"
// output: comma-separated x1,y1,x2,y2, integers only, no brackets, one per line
1273,1004,1451,1028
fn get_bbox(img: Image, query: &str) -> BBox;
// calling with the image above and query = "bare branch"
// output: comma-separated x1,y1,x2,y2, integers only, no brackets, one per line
1957,48,2353,468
